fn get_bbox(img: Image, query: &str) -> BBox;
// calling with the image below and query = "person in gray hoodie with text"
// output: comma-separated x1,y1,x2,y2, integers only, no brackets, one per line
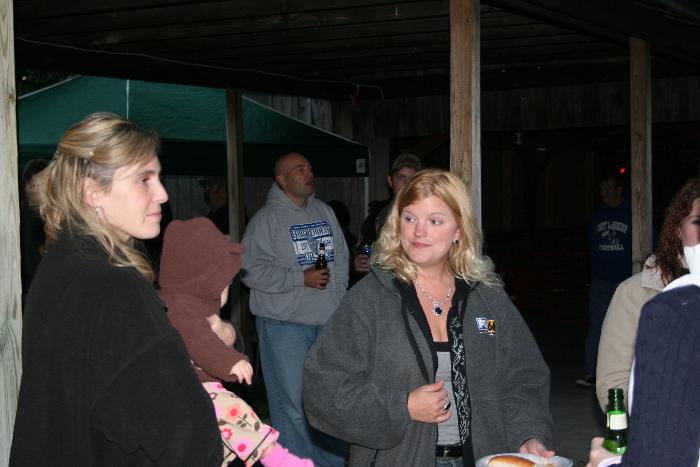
242,152,349,467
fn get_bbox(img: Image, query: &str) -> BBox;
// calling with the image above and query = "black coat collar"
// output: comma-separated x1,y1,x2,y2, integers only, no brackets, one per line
394,276,473,377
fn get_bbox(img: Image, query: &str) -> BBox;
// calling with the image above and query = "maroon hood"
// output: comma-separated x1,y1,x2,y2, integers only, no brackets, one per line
159,217,245,301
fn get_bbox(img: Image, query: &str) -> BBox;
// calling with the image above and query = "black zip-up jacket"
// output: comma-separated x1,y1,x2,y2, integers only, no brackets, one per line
10,231,222,466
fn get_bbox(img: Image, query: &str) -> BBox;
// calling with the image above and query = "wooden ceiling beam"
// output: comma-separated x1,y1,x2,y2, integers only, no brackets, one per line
198,32,599,64
320,57,628,83
199,31,451,61
647,0,700,22
200,36,600,65
203,40,619,72
29,16,450,52
223,44,449,67
17,1,444,37
485,0,700,63
13,39,373,99
15,0,425,21
29,17,580,62
17,4,521,38
27,13,562,49
243,51,452,75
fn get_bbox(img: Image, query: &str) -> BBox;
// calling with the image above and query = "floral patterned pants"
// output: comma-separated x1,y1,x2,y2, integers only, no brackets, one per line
203,382,279,467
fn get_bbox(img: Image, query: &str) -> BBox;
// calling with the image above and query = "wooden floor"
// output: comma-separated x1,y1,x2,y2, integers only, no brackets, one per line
549,363,605,467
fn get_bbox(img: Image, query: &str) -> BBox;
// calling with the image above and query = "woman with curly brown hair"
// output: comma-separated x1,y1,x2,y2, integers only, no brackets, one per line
595,178,700,410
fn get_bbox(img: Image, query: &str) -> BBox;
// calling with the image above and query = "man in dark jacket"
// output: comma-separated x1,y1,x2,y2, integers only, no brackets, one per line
354,153,422,276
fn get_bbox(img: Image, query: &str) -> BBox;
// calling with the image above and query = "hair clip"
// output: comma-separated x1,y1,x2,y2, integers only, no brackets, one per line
53,150,63,159
82,150,95,165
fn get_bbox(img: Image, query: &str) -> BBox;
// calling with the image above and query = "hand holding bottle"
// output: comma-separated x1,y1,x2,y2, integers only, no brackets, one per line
354,243,372,273
304,265,329,289
586,388,628,467
586,437,620,467
306,242,330,289
603,388,627,454
354,254,370,273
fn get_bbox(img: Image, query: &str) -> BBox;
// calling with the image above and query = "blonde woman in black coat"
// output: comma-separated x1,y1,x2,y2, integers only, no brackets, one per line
10,113,222,466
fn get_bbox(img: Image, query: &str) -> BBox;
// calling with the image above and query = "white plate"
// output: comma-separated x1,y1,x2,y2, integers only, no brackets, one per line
476,453,573,467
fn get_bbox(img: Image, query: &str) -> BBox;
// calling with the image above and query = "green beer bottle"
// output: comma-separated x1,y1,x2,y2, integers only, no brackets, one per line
603,388,628,454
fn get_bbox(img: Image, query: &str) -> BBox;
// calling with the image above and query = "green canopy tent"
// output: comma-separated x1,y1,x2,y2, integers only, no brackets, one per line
18,75,369,177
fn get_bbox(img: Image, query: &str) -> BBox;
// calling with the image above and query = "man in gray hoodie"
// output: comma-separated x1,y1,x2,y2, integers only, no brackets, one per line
241,152,349,467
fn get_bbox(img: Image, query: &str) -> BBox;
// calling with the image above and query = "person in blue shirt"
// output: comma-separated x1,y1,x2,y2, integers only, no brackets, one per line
578,175,633,387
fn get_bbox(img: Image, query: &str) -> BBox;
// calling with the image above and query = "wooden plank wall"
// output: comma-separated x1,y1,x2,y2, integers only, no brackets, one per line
353,76,699,136
350,99,390,216
482,76,700,130
219,77,698,241
1,0,21,463
348,76,699,236
243,93,366,245
161,175,209,220
245,92,333,131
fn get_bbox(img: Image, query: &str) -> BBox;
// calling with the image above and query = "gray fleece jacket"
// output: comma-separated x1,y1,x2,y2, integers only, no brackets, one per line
241,182,349,325
304,267,553,466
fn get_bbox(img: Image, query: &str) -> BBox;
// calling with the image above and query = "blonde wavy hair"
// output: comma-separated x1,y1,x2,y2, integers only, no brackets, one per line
28,112,160,281
373,168,500,285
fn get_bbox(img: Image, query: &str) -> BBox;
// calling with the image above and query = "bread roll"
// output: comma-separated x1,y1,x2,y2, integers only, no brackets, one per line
488,455,535,467
487,454,554,467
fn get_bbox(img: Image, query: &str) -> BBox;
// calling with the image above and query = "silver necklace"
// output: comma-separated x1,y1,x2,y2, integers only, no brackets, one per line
414,281,453,316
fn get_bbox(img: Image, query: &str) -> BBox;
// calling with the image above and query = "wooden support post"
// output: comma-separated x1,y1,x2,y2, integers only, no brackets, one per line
225,90,245,242
370,138,390,206
0,0,22,462
450,0,482,226
224,89,248,350
629,38,652,274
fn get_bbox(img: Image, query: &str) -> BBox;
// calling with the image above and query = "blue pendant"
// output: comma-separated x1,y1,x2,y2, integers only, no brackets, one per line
434,307,443,316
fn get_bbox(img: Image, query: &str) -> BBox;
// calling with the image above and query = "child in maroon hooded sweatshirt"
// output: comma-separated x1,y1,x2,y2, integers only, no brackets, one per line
159,217,313,467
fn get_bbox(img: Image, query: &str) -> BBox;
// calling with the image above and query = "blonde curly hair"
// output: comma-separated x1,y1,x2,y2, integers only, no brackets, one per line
28,112,161,281
373,168,500,285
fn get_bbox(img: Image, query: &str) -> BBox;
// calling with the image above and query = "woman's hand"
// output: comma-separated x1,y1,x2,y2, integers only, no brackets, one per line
585,437,618,467
407,380,452,423
230,360,253,385
519,438,555,457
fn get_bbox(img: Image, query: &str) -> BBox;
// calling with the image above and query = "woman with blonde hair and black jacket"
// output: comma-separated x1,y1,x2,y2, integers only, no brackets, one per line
304,168,554,467
10,113,223,466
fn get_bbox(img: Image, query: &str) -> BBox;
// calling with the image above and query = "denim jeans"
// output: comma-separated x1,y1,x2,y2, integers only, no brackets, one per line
584,278,620,376
435,456,464,467
256,317,345,467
